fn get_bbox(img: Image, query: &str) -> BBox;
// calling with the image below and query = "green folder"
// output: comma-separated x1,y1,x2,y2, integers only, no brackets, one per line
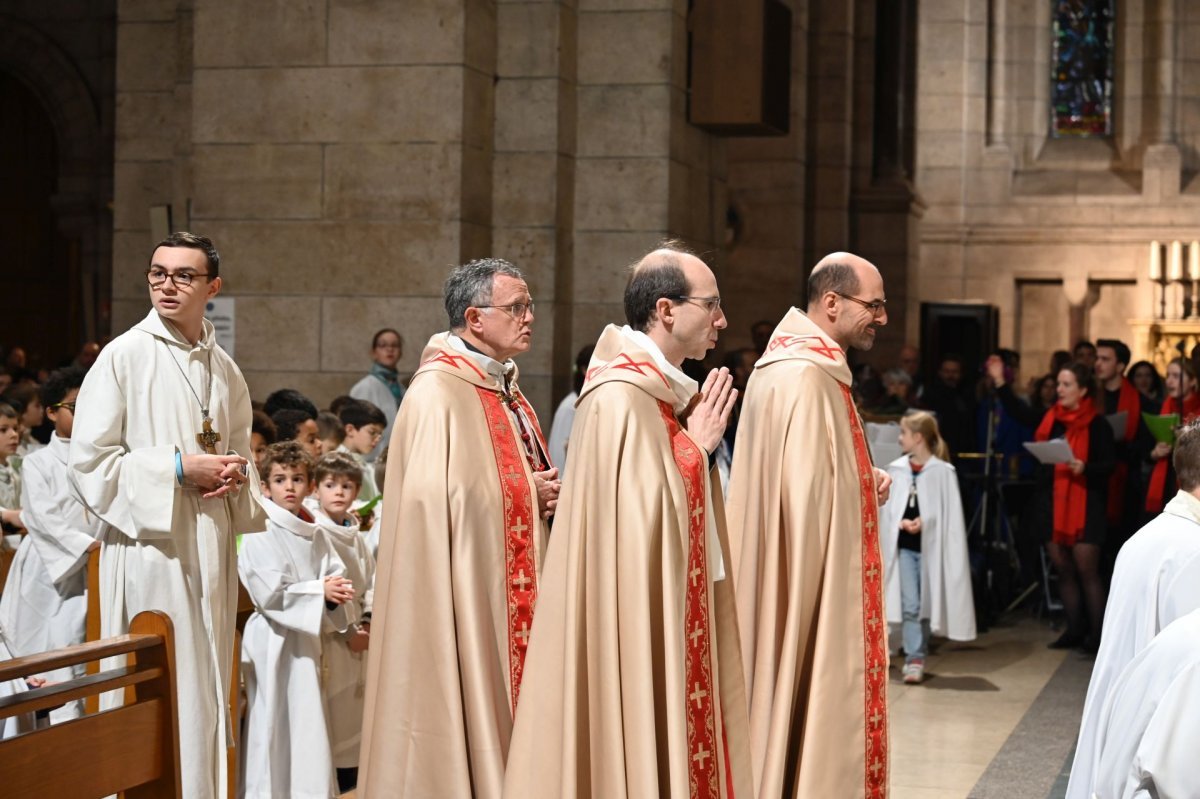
1143,413,1181,444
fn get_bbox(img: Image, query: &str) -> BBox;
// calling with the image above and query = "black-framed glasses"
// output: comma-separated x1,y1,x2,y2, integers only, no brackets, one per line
50,402,76,413
671,295,723,314
477,302,535,320
834,291,887,318
146,268,211,289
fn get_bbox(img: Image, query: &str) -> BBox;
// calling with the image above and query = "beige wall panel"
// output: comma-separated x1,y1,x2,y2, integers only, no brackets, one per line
327,0,466,65
577,10,673,85
115,92,177,161
494,78,560,152
194,0,326,67
113,160,174,230
493,152,559,228
233,296,322,372
577,84,672,158
574,157,670,231
192,67,463,143
192,144,323,220
198,221,461,296
117,22,177,91
323,142,462,222
1018,281,1069,379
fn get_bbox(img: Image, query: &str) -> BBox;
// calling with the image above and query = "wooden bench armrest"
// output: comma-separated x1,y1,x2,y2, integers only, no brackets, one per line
0,633,162,683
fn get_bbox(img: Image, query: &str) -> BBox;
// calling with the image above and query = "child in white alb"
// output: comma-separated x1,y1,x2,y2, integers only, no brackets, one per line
239,441,355,799
312,452,376,794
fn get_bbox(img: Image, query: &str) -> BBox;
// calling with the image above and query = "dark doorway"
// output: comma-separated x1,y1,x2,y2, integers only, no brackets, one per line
0,70,81,372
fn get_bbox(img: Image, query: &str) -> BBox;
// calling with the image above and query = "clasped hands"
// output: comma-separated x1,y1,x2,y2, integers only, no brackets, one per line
181,453,250,499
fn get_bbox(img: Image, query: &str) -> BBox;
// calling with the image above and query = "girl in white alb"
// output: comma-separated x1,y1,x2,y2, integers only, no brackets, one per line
879,411,976,684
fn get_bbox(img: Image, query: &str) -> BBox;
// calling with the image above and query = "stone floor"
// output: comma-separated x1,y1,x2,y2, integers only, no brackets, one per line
889,614,1091,798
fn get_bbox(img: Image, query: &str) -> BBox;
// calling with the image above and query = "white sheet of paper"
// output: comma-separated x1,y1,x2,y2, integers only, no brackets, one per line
866,422,901,445
1023,439,1076,465
1106,411,1128,439
871,442,905,467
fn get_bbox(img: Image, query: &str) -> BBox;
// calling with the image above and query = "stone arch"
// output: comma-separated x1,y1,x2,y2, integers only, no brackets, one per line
0,14,107,345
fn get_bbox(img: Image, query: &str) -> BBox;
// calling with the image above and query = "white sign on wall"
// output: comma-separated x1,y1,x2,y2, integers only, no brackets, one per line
206,298,236,357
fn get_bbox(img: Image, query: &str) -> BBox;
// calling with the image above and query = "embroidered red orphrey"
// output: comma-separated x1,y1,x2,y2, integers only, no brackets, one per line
659,401,722,799
476,386,539,714
840,385,888,799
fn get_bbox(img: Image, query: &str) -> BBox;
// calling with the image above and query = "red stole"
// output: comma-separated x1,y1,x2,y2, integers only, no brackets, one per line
1035,399,1097,546
475,387,539,713
658,400,724,799
1145,391,1200,513
839,385,888,799
1106,379,1141,523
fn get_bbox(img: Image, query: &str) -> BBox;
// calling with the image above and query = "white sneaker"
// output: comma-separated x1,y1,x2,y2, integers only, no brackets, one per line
902,659,925,684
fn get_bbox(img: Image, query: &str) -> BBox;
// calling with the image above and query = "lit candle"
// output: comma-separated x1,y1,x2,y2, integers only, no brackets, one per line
1191,241,1200,281
1150,240,1163,281
1168,240,1184,282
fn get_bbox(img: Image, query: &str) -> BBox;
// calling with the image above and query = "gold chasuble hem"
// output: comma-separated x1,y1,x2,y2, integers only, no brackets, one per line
658,400,723,799
840,384,889,799
476,386,539,714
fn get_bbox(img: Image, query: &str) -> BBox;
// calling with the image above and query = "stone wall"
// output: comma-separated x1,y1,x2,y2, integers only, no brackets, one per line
112,0,725,420
914,0,1200,377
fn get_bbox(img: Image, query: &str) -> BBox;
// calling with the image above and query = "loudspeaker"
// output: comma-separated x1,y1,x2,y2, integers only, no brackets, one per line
688,0,792,135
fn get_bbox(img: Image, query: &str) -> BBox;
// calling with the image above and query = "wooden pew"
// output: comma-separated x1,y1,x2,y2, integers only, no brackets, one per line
83,550,246,796
0,609,182,798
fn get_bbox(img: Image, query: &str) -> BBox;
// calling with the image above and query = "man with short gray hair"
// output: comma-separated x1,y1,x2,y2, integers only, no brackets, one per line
358,257,558,798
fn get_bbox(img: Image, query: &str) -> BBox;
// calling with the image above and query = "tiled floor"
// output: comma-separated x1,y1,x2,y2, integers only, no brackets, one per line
889,616,1073,798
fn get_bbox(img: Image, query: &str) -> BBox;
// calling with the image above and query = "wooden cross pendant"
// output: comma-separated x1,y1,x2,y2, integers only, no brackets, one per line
197,417,222,455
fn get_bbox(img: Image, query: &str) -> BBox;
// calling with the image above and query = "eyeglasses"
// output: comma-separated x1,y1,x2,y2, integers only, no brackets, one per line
50,402,76,413
477,302,535,320
146,268,211,289
671,296,723,314
835,292,887,318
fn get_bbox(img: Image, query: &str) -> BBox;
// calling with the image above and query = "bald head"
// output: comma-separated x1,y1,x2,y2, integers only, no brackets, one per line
806,252,880,310
623,241,727,364
805,251,887,351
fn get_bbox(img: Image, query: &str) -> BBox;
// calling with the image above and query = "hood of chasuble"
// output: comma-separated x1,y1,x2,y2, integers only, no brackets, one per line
754,307,852,386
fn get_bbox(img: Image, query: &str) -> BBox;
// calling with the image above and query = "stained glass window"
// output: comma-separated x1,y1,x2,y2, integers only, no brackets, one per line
1051,0,1114,138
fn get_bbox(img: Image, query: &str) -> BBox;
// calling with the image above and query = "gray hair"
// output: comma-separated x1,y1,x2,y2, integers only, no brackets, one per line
883,368,912,388
444,258,526,329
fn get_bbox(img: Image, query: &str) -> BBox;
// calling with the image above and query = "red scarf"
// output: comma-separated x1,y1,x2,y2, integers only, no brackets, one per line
1145,391,1200,513
1107,379,1141,523
1035,398,1096,547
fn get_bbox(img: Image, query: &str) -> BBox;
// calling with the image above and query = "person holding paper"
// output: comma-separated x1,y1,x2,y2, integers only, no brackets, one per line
1145,357,1200,516
988,358,1115,652
1094,339,1156,570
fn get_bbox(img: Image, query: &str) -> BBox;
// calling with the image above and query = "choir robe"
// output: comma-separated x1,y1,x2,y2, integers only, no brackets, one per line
0,434,105,722
313,510,376,770
726,308,889,799
0,626,36,739
878,455,976,643
1091,608,1200,799
1065,489,1200,799
239,499,352,799
358,332,549,798
503,325,753,799
68,310,267,799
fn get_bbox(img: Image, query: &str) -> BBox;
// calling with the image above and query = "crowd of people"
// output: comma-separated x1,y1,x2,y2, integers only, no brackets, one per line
0,229,1196,799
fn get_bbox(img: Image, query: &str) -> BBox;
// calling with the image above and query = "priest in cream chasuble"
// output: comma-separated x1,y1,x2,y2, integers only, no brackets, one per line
726,253,893,799
359,259,557,798
505,246,751,799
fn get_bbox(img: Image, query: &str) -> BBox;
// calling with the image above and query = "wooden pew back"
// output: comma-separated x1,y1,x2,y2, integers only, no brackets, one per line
0,609,182,798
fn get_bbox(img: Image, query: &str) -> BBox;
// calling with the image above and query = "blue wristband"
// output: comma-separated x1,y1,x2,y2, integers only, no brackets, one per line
175,450,184,486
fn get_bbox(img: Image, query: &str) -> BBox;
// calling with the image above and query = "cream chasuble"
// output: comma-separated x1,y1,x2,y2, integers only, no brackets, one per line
725,308,889,799
68,310,267,799
1066,489,1200,799
503,325,752,799
358,332,550,799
